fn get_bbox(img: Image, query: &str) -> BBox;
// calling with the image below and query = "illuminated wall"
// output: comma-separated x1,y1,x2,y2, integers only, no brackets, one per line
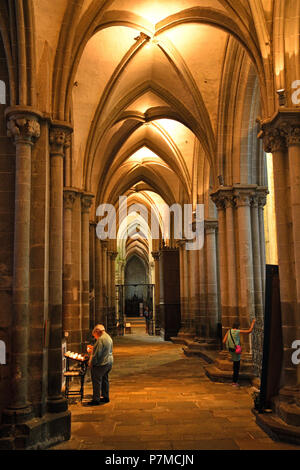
264,153,278,265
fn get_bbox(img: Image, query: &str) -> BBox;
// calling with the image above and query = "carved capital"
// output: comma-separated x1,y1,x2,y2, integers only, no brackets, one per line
262,127,286,153
256,188,268,208
204,219,218,233
211,188,235,211
250,194,259,208
234,189,254,208
7,114,40,145
223,194,236,209
81,192,94,213
260,110,300,152
283,123,300,147
210,192,225,211
49,123,72,157
63,188,78,210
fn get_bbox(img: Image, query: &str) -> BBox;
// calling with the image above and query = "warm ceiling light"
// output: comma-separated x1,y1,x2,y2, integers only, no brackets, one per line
128,147,161,163
138,2,171,25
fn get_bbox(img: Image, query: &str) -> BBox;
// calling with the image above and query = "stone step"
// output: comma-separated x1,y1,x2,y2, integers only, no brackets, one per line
253,408,300,446
204,364,255,384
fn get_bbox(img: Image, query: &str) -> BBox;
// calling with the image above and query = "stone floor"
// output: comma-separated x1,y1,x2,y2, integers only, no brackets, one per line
52,328,300,451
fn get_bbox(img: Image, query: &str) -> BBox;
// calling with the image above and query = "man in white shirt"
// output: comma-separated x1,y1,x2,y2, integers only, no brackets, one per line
87,324,113,406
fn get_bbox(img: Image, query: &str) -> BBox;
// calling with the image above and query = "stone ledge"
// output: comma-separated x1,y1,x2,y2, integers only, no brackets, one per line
170,333,196,345
274,399,300,427
0,410,71,450
170,337,190,345
182,343,219,364
204,364,255,384
253,409,300,446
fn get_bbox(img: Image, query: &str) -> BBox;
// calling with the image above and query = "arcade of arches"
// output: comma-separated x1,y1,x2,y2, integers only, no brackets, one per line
0,0,299,449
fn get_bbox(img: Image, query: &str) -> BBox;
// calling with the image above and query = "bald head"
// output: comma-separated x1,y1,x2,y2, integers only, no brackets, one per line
92,324,105,338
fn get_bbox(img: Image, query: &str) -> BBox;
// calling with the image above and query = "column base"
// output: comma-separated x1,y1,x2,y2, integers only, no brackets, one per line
0,410,71,450
47,396,68,413
183,337,220,361
170,328,196,345
252,386,300,446
1,404,33,425
204,350,256,384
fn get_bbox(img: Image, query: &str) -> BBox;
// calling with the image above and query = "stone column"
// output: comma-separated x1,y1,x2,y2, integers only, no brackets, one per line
3,108,41,422
210,191,228,335
257,190,268,304
188,221,200,337
176,240,195,340
101,240,108,330
89,222,97,331
205,219,219,340
256,112,300,440
262,123,296,388
206,187,255,382
47,123,72,413
152,251,161,335
286,124,300,342
81,192,94,346
108,251,118,334
251,190,267,375
95,238,103,325
177,240,188,332
224,192,239,325
63,187,78,350
234,186,256,354
285,122,300,391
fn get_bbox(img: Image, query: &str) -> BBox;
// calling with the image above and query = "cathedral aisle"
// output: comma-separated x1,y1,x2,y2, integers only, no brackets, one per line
52,334,299,451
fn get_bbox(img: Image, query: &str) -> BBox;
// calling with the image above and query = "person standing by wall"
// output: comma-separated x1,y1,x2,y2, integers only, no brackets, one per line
87,324,113,405
223,319,256,387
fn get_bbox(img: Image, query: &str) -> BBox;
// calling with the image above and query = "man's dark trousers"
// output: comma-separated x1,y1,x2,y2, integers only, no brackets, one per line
91,363,112,402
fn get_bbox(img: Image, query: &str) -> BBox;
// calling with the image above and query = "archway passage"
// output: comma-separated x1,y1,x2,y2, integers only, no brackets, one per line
0,0,300,450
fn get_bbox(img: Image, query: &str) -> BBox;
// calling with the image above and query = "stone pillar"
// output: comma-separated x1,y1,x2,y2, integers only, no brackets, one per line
188,221,200,337
89,222,97,331
224,192,239,325
286,124,300,352
152,251,161,335
3,108,41,422
205,187,256,383
198,232,206,338
71,191,82,350
251,190,267,375
262,120,298,389
210,191,229,335
63,187,78,350
257,190,268,305
253,112,300,441
205,219,219,340
81,192,94,346
175,240,195,341
101,240,108,330
107,251,117,334
234,186,256,354
47,123,72,413
95,238,103,325
177,240,188,332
